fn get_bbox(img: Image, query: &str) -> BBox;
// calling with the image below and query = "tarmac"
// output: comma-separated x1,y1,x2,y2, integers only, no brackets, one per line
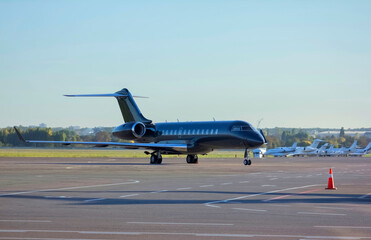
0,155,370,240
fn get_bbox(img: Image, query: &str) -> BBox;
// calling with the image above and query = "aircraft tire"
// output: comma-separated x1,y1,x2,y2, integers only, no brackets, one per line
150,155,157,164
157,157,162,164
186,155,198,164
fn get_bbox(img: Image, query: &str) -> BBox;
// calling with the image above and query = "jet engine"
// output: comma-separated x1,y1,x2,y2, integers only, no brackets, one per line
131,122,146,138
112,122,150,140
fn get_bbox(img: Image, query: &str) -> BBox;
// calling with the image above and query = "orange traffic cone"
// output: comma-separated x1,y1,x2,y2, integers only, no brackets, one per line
326,168,337,190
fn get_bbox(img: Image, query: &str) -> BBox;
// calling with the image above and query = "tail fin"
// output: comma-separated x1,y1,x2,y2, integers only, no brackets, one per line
310,139,322,149
292,142,297,148
365,142,371,151
349,140,357,150
65,88,152,124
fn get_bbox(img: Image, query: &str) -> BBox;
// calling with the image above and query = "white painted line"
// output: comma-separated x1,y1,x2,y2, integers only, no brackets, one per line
204,184,320,208
0,230,368,239
298,212,347,216
261,185,276,187
200,185,214,187
269,178,278,180
315,206,352,210
0,220,51,223
220,182,232,185
127,222,233,226
359,193,371,199
239,181,249,183
0,238,108,240
150,190,168,194
0,180,140,197
83,198,105,203
176,187,192,190
314,226,371,229
269,204,291,207
233,208,267,212
120,194,139,198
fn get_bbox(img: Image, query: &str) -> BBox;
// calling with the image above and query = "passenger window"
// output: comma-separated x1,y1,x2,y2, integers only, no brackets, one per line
188,130,191,135
201,129,204,134
210,129,214,134
215,129,219,134
197,129,200,135
206,129,209,134
179,130,182,135
192,129,195,134
174,130,177,135
170,130,173,135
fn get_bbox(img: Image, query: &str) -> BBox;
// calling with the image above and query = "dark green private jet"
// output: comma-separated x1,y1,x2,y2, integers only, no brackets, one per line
15,88,267,165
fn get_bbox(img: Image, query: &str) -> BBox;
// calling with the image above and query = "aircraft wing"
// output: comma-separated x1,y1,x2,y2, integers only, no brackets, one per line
14,127,187,153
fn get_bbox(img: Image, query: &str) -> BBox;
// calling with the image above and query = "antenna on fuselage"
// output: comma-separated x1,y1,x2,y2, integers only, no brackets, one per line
257,118,263,128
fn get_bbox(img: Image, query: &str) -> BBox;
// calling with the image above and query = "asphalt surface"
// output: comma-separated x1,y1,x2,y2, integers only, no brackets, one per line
0,155,371,240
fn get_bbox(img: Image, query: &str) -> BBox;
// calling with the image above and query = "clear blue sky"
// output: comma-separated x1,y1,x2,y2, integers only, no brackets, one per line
1,1,370,128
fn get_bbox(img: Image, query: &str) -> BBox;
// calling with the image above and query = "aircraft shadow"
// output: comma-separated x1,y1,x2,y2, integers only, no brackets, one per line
1,191,370,205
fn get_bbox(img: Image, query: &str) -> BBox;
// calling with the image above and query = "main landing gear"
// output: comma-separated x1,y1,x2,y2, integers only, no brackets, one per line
243,149,252,166
149,151,162,164
186,154,198,164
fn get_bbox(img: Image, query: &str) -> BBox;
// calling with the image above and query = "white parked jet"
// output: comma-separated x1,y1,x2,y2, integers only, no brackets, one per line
264,142,297,157
290,139,323,157
349,142,371,156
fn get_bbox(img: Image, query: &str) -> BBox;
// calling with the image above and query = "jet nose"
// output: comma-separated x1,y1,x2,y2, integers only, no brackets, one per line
246,130,266,147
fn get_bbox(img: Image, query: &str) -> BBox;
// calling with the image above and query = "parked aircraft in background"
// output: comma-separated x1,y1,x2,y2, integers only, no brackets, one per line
290,139,323,157
14,88,266,166
264,142,297,157
349,142,371,156
342,140,358,155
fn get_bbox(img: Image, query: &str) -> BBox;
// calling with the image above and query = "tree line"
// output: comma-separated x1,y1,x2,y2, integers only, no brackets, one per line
0,127,114,148
1,126,369,149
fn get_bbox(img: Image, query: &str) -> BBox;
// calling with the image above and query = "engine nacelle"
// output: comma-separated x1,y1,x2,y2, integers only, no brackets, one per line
131,122,146,138
112,122,150,140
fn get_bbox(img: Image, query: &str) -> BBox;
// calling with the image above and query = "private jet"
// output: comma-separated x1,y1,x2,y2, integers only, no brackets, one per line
15,88,266,165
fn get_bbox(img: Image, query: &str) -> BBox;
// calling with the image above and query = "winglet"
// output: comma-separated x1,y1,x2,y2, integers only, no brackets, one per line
13,127,26,143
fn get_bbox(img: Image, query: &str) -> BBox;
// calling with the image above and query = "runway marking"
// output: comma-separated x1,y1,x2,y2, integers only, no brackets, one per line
150,190,168,194
220,182,232,185
0,229,368,239
298,212,347,216
0,220,51,223
315,206,352,210
83,198,105,202
0,180,140,197
120,194,139,198
0,238,109,240
175,187,192,190
269,178,278,180
127,222,234,226
200,185,214,187
314,226,371,229
262,185,276,187
233,208,267,212
358,193,371,199
262,187,322,202
204,184,320,208
269,204,291,207
239,181,249,183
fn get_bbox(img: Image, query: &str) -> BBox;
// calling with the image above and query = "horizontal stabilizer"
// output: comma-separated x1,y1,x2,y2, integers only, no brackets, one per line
64,93,148,98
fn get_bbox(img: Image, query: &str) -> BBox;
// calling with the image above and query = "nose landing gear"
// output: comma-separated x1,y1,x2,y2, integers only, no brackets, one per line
243,149,252,166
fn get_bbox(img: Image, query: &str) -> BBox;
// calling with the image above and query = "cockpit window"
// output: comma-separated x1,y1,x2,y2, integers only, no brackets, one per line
241,126,252,131
231,125,252,131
